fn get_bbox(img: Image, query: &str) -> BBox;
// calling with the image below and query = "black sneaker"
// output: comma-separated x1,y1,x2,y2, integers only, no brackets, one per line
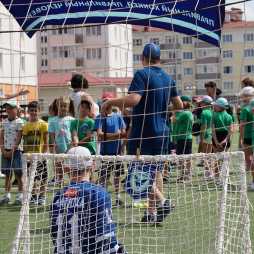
115,199,125,207
12,179,18,186
197,163,204,167
29,195,38,205
156,200,175,223
121,178,126,184
141,211,156,223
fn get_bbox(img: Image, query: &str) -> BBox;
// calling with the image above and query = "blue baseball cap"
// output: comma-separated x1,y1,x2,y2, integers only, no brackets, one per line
211,97,228,109
142,43,161,60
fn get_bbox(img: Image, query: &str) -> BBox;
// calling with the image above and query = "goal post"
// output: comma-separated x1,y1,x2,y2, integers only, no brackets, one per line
12,151,251,254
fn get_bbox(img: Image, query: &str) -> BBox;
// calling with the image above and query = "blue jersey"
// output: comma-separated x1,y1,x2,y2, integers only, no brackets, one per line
128,66,178,151
50,181,119,254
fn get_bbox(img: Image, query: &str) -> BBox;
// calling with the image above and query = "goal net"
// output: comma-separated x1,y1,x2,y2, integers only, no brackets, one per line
10,151,251,254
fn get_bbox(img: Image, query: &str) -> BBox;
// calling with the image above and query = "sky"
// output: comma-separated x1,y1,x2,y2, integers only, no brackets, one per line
226,0,254,21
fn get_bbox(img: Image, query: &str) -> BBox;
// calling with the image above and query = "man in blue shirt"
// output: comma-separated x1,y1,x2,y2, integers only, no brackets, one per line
50,147,126,254
101,44,183,224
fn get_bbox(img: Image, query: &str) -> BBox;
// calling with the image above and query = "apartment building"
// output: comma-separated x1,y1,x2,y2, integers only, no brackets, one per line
37,24,133,78
0,3,37,105
132,8,254,104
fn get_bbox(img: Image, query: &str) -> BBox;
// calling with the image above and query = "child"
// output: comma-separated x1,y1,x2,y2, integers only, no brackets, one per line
94,92,126,206
47,103,55,154
70,99,96,155
50,146,126,253
211,98,233,183
22,101,49,205
238,87,254,172
172,100,194,183
0,100,24,205
48,96,75,188
197,96,214,180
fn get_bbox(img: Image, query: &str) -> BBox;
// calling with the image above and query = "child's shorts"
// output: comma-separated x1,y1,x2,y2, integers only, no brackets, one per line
170,142,177,153
27,160,48,181
1,149,23,175
244,138,252,146
212,131,231,149
203,136,212,145
176,139,192,155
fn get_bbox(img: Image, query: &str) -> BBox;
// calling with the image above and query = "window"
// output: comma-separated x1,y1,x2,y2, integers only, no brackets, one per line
0,53,2,69
115,72,118,77
183,83,195,92
244,65,254,74
133,68,140,74
92,72,103,77
41,70,48,73
222,50,233,59
223,35,232,43
197,65,217,74
183,52,193,60
165,51,179,59
86,26,101,36
165,35,179,43
183,37,192,44
115,50,117,61
183,67,193,76
87,48,102,59
0,89,3,105
133,39,142,46
244,49,254,58
41,59,48,67
197,48,217,58
198,83,206,89
41,47,47,56
51,25,75,35
41,36,47,43
133,54,142,62
244,34,254,42
21,94,27,104
165,66,180,75
223,81,234,91
223,66,233,74
21,56,25,71
151,38,160,45
52,46,76,58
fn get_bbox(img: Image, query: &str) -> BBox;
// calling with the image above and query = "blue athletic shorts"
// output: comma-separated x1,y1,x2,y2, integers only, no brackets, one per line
1,149,23,175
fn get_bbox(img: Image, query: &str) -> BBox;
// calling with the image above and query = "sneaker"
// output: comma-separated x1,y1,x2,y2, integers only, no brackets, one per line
156,200,175,223
197,163,204,167
163,176,169,182
176,175,191,183
14,196,23,205
29,195,38,205
216,178,231,186
202,171,214,181
121,178,126,184
38,196,45,205
115,199,125,207
47,178,59,186
170,163,177,168
247,182,254,190
141,211,156,223
12,179,18,186
0,195,11,205
0,173,5,179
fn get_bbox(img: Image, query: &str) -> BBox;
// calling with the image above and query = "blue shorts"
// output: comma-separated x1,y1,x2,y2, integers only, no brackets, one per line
1,149,23,175
176,139,192,155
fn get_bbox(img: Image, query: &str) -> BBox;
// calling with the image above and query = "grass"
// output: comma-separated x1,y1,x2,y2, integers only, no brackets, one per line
0,131,254,253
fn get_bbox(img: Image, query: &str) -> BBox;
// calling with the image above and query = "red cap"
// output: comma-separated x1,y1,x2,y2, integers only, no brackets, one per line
102,92,115,101
193,97,202,102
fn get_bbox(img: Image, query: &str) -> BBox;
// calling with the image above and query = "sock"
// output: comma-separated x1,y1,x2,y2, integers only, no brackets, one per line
17,193,23,198
116,194,120,200
157,199,166,207
5,193,10,198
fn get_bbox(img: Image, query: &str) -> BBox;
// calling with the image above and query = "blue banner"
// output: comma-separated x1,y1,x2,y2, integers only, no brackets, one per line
1,0,225,46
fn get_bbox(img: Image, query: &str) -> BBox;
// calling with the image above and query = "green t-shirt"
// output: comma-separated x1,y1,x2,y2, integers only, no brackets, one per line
70,118,96,155
175,110,193,140
200,108,212,139
211,112,233,132
170,123,173,143
47,116,53,144
21,118,27,145
240,104,254,139
173,112,180,142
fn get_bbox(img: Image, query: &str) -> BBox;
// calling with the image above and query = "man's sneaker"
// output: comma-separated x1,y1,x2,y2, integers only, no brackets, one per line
176,175,191,183
12,179,18,186
14,196,23,205
0,173,5,179
47,178,59,186
156,200,175,223
248,182,254,190
29,195,38,205
197,163,204,167
38,196,45,205
202,171,214,181
0,195,11,205
115,199,125,207
141,211,156,223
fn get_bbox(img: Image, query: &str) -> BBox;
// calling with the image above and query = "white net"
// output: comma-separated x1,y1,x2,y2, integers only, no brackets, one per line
10,151,251,254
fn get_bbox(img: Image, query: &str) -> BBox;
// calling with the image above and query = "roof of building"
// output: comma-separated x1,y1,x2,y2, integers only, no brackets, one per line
38,72,132,87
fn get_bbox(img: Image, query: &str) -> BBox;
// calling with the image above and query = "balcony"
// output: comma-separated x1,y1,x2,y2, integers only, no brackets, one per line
195,42,216,48
160,43,180,50
196,89,207,95
161,58,181,64
75,34,83,44
196,57,219,64
76,58,83,67
170,74,181,81
195,73,221,80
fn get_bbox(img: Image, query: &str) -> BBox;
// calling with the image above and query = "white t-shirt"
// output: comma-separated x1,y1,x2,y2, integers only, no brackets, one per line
69,91,99,119
0,118,24,149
